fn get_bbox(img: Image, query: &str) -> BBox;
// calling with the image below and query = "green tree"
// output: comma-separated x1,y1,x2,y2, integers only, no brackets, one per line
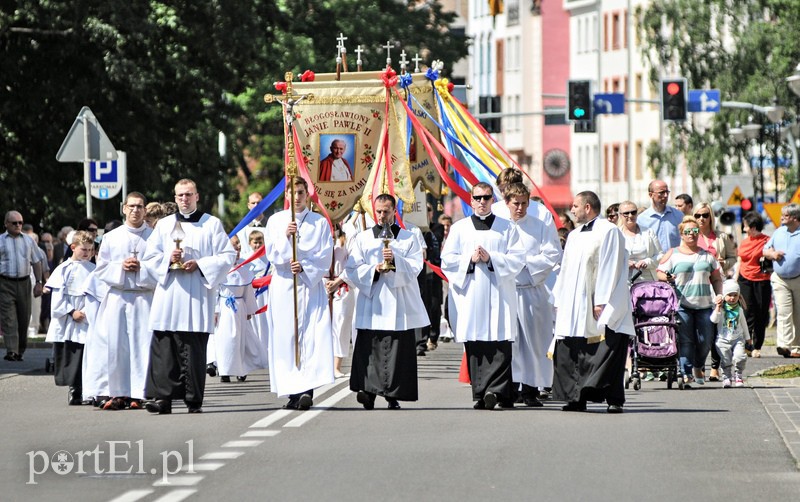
636,0,800,198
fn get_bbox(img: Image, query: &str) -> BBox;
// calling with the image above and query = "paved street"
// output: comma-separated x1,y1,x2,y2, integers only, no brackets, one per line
2,340,800,501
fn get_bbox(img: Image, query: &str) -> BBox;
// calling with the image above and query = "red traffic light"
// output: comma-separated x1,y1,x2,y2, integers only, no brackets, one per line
741,198,753,211
666,82,681,95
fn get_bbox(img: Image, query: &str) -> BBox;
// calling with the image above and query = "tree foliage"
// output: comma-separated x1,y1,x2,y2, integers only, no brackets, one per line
636,0,800,197
0,1,468,232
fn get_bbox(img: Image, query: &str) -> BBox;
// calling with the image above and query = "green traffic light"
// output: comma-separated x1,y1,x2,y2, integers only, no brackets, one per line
574,108,585,118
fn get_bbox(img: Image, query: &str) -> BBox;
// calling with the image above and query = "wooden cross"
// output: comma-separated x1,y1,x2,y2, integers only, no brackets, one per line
383,40,393,67
412,53,423,73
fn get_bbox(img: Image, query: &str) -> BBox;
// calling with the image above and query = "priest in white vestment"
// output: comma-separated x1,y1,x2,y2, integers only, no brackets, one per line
339,194,429,410
552,191,634,414
264,177,334,411
504,183,562,406
441,182,526,410
84,193,156,410
142,179,236,415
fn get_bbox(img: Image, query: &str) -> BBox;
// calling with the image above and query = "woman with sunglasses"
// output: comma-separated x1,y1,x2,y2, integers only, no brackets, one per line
657,216,723,387
618,201,662,284
693,202,737,381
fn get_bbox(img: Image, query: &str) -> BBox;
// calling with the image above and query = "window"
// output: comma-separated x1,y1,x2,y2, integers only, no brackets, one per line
635,141,644,180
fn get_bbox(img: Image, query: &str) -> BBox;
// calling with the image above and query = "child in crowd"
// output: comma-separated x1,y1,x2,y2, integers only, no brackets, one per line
710,280,751,388
44,231,98,404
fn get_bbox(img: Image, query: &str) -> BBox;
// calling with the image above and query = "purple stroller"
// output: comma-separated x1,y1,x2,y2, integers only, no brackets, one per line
626,280,683,390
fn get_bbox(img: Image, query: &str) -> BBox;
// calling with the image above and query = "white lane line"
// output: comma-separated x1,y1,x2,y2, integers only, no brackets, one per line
284,387,352,428
199,451,244,460
183,462,225,472
241,430,280,437
109,490,154,502
152,489,197,502
250,409,293,428
153,475,204,487
221,440,264,448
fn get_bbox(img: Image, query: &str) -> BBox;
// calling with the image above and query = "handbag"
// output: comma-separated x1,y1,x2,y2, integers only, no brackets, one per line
759,256,774,274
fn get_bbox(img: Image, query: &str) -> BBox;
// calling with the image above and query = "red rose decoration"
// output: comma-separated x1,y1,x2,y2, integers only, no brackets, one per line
447,82,455,93
274,81,287,93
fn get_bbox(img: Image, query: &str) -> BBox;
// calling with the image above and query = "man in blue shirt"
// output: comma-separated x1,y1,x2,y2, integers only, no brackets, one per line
763,203,800,358
638,180,684,253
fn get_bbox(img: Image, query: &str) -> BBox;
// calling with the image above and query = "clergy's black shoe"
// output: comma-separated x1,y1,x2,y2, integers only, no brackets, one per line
3,352,14,361
607,404,624,414
386,398,401,410
473,400,486,410
13,353,23,361
561,401,587,412
236,376,247,382
483,392,498,410
144,399,172,415
94,396,110,408
417,349,426,357
522,397,544,408
186,402,203,414
356,390,375,410
68,387,82,406
282,399,299,410
296,394,313,411
206,363,217,377
220,376,231,383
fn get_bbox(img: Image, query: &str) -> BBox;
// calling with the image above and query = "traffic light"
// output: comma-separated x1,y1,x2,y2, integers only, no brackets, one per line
661,78,687,121
567,80,593,122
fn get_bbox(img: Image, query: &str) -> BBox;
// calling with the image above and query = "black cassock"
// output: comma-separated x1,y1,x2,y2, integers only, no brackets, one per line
350,329,418,401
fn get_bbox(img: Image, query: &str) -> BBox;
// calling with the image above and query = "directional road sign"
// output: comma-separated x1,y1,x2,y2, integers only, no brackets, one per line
593,93,625,115
687,89,721,113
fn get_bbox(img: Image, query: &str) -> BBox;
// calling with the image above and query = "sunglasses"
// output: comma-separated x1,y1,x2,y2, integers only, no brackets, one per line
8,221,23,225
682,228,700,235
472,194,493,201
621,210,637,217
694,212,710,219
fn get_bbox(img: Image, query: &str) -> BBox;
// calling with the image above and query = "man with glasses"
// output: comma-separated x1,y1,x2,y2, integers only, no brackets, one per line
763,203,800,358
0,210,44,361
84,192,157,410
638,180,684,252
142,179,236,414
442,182,526,410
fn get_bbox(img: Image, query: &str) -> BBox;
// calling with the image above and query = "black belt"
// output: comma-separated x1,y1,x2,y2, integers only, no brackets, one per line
0,275,29,281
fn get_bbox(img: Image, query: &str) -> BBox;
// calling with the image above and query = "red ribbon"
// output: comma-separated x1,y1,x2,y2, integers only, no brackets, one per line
230,245,266,274
274,81,287,93
425,260,448,282
289,127,335,237
300,70,315,82
255,304,268,315
252,275,272,289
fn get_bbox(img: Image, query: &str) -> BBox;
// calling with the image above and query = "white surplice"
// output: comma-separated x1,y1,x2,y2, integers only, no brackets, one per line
553,218,634,341
344,226,430,331
214,264,259,376
441,215,525,342
264,208,335,397
45,260,98,345
144,213,236,334
84,223,155,400
510,214,562,387
329,242,355,357
247,254,270,370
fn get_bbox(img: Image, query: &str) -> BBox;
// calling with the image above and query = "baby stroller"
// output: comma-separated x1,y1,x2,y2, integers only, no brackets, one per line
626,280,683,390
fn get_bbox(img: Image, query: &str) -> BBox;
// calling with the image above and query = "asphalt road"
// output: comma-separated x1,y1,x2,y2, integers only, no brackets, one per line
2,342,799,502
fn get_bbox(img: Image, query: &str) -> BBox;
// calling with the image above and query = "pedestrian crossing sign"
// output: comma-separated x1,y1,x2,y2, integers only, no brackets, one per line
727,186,744,205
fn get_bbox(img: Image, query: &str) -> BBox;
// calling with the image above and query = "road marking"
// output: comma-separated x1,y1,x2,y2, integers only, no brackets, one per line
184,462,225,471
241,430,280,437
250,409,293,428
109,490,154,502
199,451,245,460
152,489,197,502
153,475,204,487
221,440,264,448
284,387,352,428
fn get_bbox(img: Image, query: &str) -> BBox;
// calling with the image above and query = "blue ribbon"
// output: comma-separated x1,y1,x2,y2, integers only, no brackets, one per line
399,73,413,89
224,295,238,313
425,67,439,81
228,178,286,238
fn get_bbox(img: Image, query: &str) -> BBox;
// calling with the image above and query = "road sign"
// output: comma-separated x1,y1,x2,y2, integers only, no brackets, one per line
56,106,118,162
687,89,721,113
763,203,786,227
593,93,625,115
790,186,800,204
727,186,744,205
89,153,125,200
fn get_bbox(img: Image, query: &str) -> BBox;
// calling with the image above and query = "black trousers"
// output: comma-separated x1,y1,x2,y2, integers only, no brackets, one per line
464,341,514,402
738,277,772,350
145,331,209,405
53,340,84,388
0,276,32,355
553,328,627,406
